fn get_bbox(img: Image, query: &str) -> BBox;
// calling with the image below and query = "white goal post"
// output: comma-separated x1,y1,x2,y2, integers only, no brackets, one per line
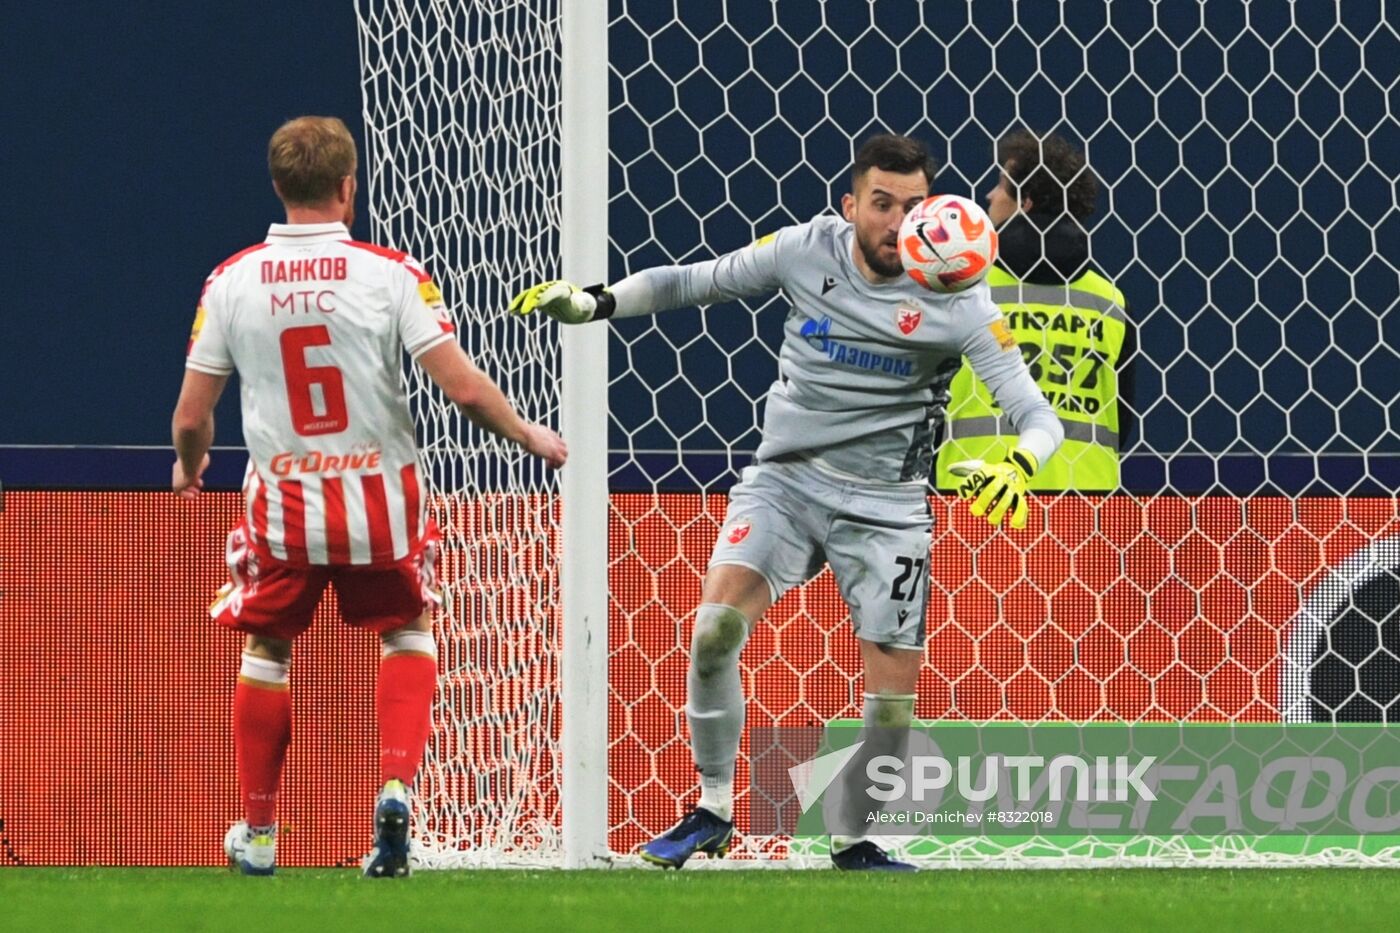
559,0,610,869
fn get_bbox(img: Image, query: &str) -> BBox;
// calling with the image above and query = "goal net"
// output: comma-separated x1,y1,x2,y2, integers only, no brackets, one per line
356,0,1400,867
358,0,566,865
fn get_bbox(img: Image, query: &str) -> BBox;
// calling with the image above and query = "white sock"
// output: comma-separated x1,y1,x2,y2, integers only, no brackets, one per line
697,769,734,822
381,629,437,659
239,653,290,685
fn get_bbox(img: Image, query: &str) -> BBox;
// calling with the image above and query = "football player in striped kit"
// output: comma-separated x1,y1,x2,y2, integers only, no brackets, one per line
172,115,566,877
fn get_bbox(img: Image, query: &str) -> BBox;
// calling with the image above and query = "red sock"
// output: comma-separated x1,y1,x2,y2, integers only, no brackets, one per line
377,653,437,784
234,656,292,827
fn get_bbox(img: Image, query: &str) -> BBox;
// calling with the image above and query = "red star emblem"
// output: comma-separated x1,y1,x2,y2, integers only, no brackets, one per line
896,304,922,336
726,519,752,545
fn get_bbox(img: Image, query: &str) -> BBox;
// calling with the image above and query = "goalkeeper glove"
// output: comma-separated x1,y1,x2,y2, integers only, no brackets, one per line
507,280,614,324
948,448,1039,530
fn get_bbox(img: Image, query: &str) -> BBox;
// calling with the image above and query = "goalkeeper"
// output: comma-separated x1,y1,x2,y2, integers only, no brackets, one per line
512,134,1061,870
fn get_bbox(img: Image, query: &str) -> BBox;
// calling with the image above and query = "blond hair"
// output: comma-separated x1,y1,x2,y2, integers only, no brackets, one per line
267,116,357,205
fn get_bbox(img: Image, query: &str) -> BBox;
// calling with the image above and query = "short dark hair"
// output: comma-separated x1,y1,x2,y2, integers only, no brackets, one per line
851,133,938,190
998,129,1099,220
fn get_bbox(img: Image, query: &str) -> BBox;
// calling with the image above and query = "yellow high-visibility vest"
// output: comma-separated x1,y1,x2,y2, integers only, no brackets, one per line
934,265,1128,492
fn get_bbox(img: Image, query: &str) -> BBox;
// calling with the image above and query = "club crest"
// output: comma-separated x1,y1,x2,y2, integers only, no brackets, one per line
896,304,922,336
726,519,752,545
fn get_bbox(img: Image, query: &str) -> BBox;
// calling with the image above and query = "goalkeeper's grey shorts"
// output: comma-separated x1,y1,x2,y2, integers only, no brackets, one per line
709,458,932,650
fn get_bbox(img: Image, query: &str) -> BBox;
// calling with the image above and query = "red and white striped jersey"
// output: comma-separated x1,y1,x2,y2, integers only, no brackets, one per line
186,222,455,565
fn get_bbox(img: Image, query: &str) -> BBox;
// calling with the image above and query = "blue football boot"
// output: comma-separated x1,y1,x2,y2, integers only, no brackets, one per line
831,839,917,872
362,780,412,878
639,806,735,869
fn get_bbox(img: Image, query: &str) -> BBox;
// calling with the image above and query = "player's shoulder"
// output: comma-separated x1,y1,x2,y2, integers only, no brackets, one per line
341,239,411,263
754,215,848,275
945,283,1015,348
915,281,1001,325
200,242,273,305
783,213,846,248
805,213,848,236
953,282,1000,315
343,240,448,310
341,239,432,282
205,242,272,283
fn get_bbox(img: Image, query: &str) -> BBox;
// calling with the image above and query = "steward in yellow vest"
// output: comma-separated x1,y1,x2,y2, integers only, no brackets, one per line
935,131,1133,493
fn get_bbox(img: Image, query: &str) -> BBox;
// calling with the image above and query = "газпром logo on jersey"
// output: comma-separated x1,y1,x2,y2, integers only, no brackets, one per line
799,316,914,377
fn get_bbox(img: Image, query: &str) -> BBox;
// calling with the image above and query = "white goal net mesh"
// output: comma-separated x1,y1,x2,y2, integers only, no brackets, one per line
358,0,1400,866
358,0,565,866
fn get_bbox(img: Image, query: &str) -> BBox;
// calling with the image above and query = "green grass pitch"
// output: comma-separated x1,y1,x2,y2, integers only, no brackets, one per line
5,868,1400,933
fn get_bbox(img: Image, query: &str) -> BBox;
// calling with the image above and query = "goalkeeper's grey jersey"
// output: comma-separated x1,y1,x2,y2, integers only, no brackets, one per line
612,215,1061,484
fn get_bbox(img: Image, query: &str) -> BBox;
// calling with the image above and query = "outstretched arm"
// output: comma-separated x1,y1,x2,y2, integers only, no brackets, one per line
509,229,790,324
416,340,567,469
947,293,1065,528
606,236,784,317
959,296,1064,467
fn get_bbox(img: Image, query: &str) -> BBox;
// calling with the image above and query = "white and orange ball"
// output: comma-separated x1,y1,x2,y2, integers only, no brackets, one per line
898,194,998,293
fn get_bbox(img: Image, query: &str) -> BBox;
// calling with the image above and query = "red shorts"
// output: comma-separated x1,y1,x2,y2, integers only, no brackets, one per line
210,521,443,641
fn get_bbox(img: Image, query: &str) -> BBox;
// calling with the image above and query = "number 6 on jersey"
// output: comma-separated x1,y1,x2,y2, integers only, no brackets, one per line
280,324,348,436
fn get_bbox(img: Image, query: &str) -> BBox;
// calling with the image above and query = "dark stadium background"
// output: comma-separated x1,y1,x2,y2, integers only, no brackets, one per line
2,1,1395,492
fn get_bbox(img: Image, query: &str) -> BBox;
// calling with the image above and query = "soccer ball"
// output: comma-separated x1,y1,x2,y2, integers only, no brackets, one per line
898,194,999,293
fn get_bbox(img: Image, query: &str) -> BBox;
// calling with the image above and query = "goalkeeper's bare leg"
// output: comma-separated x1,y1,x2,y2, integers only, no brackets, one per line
638,565,769,868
